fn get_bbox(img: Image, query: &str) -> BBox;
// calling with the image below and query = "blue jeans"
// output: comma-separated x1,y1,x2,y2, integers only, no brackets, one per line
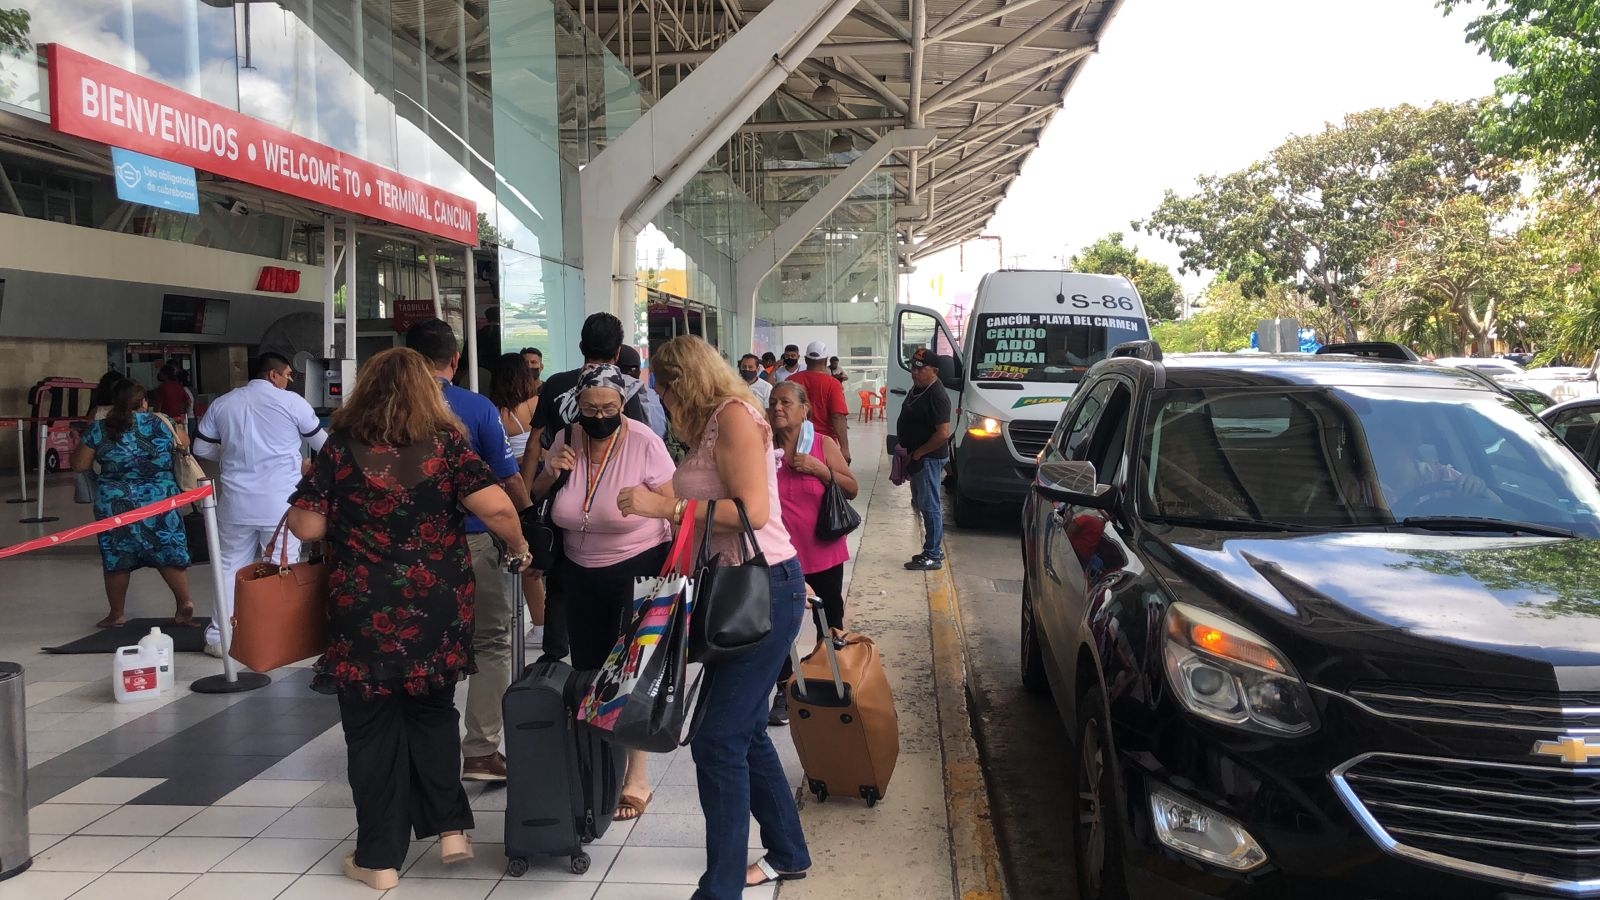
909,456,947,559
690,556,810,899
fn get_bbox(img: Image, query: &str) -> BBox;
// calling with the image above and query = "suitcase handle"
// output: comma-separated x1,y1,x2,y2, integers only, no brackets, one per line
802,595,846,701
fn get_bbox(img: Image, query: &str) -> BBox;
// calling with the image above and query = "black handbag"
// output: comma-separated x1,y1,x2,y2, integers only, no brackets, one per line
815,477,861,541
523,426,574,572
690,499,773,664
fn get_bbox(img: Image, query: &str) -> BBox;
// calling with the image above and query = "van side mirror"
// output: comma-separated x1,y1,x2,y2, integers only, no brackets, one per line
1033,459,1115,510
938,356,964,391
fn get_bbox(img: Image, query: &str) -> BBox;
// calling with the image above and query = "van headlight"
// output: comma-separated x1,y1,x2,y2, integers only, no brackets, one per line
965,412,1003,438
1162,603,1317,736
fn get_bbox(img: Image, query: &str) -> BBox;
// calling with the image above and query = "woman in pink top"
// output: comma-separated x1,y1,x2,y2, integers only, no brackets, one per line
529,364,674,823
616,335,810,897
765,380,857,726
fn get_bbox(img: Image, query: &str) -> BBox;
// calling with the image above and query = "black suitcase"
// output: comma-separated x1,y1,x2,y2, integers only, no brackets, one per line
502,657,624,876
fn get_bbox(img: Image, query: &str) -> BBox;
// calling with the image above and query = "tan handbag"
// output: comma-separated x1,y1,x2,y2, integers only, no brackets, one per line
154,413,204,492
230,514,328,672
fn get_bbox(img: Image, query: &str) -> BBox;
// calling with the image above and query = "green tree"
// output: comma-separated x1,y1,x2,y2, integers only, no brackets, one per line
1441,0,1600,177
1150,279,1272,352
476,211,513,250
1067,231,1184,321
1518,164,1600,362
1138,101,1517,341
0,8,31,102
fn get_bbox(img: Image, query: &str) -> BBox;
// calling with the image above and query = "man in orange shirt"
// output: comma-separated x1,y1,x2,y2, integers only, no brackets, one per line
784,340,851,463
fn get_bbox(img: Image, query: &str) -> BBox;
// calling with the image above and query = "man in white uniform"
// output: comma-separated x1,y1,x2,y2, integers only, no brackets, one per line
193,353,328,657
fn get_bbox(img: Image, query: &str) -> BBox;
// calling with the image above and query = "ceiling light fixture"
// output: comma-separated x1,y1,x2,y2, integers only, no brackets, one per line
812,75,839,107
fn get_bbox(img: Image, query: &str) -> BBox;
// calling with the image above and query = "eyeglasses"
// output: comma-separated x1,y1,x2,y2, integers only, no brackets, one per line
910,361,929,370
579,405,622,417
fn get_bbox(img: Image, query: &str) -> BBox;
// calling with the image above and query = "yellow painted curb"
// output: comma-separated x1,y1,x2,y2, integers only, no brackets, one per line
926,550,1006,900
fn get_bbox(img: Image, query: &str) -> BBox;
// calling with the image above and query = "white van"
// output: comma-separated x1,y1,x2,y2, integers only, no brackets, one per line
888,271,1150,526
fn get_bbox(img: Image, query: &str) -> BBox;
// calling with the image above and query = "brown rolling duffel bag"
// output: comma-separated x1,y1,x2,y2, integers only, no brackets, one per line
785,597,899,806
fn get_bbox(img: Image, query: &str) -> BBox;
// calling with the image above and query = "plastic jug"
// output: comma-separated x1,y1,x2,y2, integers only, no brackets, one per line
137,627,175,694
112,645,162,703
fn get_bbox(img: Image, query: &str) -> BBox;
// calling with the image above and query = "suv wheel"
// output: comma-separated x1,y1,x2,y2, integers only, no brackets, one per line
1020,580,1049,695
1072,686,1128,900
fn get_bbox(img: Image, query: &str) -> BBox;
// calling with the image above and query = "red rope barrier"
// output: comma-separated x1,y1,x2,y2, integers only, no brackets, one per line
0,484,214,560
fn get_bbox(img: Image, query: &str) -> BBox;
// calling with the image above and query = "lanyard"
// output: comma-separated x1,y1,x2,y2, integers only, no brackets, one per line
581,428,625,531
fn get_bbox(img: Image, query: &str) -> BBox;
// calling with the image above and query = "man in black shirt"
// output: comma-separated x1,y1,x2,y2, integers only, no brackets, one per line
527,313,647,461
898,347,953,570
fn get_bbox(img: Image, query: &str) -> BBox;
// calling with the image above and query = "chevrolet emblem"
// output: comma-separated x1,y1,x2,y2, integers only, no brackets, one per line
1532,736,1600,765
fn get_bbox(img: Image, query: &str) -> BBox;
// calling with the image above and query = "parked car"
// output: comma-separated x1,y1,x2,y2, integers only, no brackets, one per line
1506,382,1558,414
1020,341,1600,900
1542,396,1600,471
1434,355,1526,376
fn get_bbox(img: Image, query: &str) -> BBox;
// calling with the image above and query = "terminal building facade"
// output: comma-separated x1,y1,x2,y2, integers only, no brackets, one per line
0,0,1115,465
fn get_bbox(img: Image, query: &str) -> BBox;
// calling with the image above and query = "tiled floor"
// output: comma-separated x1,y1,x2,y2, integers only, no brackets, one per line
1,424,885,899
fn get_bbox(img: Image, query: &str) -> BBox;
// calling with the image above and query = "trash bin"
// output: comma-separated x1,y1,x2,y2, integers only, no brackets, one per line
0,662,28,881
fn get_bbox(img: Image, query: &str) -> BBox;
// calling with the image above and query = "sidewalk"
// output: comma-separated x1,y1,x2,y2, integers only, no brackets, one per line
0,419,1000,900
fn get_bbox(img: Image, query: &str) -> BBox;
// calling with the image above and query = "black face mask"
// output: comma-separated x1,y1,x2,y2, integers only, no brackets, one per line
782,357,798,367
740,369,759,382
579,413,623,440
530,367,542,380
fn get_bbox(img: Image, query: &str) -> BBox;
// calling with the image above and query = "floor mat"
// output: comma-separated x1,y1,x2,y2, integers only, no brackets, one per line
44,618,213,654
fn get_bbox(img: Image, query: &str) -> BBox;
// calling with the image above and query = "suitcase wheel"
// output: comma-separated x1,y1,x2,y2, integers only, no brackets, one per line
571,853,591,875
506,857,529,878
861,786,882,808
808,778,828,803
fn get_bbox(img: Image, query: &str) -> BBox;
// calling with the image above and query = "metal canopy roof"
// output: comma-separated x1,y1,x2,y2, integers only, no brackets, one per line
583,0,1127,263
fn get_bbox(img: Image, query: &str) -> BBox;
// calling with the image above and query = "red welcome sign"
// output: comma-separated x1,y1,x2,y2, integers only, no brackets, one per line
47,44,478,245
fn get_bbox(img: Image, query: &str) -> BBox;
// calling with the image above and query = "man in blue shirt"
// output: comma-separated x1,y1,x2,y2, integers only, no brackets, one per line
407,318,532,783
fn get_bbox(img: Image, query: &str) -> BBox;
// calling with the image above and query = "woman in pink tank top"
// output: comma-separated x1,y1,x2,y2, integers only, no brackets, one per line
615,336,810,898
765,379,857,727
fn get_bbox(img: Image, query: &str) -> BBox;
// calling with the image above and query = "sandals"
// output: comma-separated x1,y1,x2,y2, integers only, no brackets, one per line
95,616,127,629
440,831,473,865
616,791,651,821
747,857,808,886
341,852,399,891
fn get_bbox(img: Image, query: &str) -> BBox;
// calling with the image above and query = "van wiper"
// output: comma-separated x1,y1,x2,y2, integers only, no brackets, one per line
1397,516,1580,539
1148,514,1325,533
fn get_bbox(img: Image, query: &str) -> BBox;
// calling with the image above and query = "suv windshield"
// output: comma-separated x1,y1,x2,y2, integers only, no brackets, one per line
973,312,1149,384
1140,386,1600,536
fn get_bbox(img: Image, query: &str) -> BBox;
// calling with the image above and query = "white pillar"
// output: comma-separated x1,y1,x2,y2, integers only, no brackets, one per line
464,245,478,393
343,221,357,362
580,0,861,322
322,216,337,359
734,128,935,348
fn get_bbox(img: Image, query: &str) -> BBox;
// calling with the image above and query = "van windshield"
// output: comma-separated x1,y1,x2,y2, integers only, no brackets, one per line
972,313,1150,383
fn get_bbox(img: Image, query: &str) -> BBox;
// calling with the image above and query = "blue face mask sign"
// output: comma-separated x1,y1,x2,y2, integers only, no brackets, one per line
110,147,199,215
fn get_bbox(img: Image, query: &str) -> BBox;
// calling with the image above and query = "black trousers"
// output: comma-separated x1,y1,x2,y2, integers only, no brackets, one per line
563,541,674,670
340,685,475,871
777,562,846,687
541,567,572,663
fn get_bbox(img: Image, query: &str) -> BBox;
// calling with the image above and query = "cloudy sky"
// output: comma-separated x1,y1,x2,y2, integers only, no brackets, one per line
911,0,1508,307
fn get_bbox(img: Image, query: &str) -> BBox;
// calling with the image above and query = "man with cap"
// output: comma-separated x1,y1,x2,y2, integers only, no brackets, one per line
898,347,952,570
772,344,802,383
784,339,852,463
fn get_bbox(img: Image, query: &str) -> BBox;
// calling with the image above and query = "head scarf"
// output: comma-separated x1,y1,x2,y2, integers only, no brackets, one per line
557,363,640,426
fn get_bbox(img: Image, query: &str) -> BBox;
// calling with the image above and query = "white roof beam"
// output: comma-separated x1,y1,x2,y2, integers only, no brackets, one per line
927,103,1054,165
921,0,1089,113
927,45,1093,114
931,0,1063,43
925,141,1033,192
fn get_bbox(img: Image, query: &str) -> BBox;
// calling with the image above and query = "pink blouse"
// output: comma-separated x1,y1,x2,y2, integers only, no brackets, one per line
776,431,850,574
550,418,675,568
673,398,797,566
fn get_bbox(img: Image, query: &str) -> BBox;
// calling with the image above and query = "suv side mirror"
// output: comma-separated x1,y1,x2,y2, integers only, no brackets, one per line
1033,459,1115,510
938,356,964,391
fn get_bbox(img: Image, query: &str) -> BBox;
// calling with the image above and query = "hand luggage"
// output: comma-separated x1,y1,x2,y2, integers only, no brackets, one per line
786,596,900,806
502,657,625,876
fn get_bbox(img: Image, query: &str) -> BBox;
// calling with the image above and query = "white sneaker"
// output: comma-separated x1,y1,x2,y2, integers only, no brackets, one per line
203,642,223,659
524,625,544,649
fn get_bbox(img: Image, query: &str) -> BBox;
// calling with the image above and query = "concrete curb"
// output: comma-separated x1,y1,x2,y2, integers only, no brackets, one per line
926,551,1006,900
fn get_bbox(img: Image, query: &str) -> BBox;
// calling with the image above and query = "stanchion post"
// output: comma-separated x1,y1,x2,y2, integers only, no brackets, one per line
5,422,27,505
19,427,57,525
190,478,269,694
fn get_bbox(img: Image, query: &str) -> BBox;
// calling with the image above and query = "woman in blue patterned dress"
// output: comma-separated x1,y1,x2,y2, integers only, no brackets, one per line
72,380,195,628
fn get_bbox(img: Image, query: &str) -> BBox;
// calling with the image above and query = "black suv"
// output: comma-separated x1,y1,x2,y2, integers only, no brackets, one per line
1019,344,1600,900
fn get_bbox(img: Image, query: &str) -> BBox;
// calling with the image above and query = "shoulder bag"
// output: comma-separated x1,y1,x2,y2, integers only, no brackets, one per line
230,513,329,673
812,432,861,541
523,425,574,572
690,498,773,664
154,413,204,492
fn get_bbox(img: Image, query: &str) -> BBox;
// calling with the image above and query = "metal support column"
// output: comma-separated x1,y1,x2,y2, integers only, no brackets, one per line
464,245,478,393
734,128,935,348
343,221,357,362
580,0,861,322
322,216,337,359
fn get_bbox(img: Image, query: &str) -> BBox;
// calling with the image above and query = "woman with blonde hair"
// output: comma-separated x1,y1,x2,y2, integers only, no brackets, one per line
616,335,810,897
288,347,530,892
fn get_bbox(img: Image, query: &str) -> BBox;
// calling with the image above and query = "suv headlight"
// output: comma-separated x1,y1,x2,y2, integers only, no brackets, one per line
964,412,1003,438
1162,602,1317,736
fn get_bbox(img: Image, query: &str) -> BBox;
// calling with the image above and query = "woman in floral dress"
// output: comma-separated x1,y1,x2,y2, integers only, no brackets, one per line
287,348,530,892
71,380,194,628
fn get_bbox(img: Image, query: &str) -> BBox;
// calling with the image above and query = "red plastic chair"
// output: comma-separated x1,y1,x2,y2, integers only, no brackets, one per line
858,389,882,422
